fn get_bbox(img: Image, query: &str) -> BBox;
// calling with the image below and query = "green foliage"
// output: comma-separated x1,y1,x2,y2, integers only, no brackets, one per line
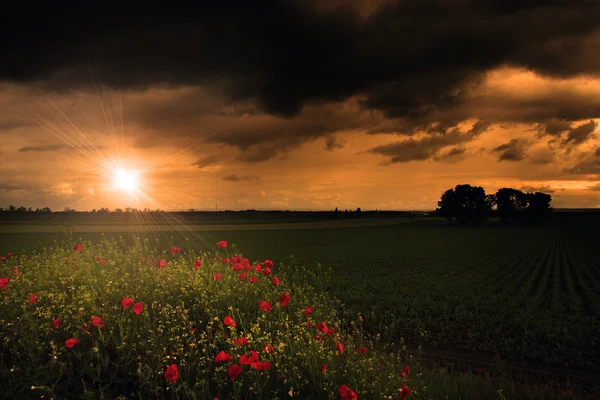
0,238,418,399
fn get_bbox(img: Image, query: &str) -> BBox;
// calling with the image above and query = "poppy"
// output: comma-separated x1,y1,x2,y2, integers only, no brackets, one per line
65,338,80,348
224,316,236,327
213,273,223,282
249,276,257,284
272,277,280,285
227,364,243,381
232,336,249,346
164,364,179,383
264,260,274,268
0,277,8,290
52,318,61,329
336,342,344,354
402,365,410,374
122,297,134,309
317,322,329,334
263,267,271,276
232,263,243,271
214,351,232,363
194,259,202,269
217,240,228,249
253,264,262,273
259,300,272,312
28,293,37,305
170,246,181,255
263,344,274,353
339,384,357,400
357,347,367,354
133,302,144,315
252,361,271,370
280,292,290,307
400,384,413,399
73,243,83,254
239,351,259,365
158,259,167,268
303,307,314,317
321,364,328,373
91,316,104,328
239,272,247,281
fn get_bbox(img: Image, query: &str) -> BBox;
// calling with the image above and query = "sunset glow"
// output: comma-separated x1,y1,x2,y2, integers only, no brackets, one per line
112,168,140,194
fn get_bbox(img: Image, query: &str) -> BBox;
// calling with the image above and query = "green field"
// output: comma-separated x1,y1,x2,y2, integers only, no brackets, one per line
2,214,599,375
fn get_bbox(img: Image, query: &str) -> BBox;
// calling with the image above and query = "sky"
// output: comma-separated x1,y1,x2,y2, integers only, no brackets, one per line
1,0,600,211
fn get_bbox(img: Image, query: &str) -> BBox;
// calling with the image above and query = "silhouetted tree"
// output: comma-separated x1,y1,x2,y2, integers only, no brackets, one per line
355,207,362,218
437,184,491,224
526,192,553,223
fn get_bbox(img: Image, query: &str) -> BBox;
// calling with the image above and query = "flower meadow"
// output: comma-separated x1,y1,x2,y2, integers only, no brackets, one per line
0,238,417,399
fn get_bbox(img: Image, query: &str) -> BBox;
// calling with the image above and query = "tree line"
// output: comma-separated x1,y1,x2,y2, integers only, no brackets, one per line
437,184,553,224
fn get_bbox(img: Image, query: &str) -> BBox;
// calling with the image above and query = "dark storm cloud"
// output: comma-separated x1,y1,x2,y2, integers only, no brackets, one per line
564,120,598,145
433,147,468,163
324,135,347,151
18,144,70,152
543,118,573,135
191,154,222,169
222,174,260,182
0,183,23,192
1,0,599,121
493,139,527,161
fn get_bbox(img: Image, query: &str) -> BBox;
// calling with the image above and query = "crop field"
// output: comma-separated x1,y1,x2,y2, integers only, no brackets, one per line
1,214,599,377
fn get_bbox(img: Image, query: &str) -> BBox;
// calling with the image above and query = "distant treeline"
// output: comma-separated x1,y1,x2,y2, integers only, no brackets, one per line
437,184,553,224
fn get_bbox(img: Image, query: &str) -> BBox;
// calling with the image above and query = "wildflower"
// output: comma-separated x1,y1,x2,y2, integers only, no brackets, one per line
336,342,344,354
12,267,19,277
252,361,271,370
133,302,144,315
272,277,280,285
81,323,91,331
357,347,367,354
227,364,243,381
73,243,83,254
232,263,243,271
214,351,232,363
259,300,272,312
231,256,241,263
317,322,329,334
170,246,181,255
194,259,202,269
280,292,290,306
232,336,249,346
213,273,223,281
399,384,413,399
263,344,274,353
224,316,236,327
28,293,37,305
91,316,104,328
303,307,314,317
0,277,8,290
253,264,262,273
263,267,271,275
52,318,61,329
249,275,257,284
402,365,410,374
217,240,228,249
264,260,274,268
339,384,357,400
239,351,259,365
164,364,179,383
320,364,328,373
7,252,13,258
239,272,247,281
158,259,167,268
222,258,230,264
122,297,134,309
65,338,80,348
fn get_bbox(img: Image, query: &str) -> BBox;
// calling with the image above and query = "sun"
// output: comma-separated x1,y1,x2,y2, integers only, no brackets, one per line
113,168,140,193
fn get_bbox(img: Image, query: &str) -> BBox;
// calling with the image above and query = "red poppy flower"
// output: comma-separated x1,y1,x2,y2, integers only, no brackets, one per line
81,323,91,331
280,292,290,307
133,302,144,315
12,267,19,277
400,371,407,379
0,256,6,262
314,335,323,342
122,297,134,309
217,240,228,249
99,259,106,264
232,336,249,346
336,342,344,354
213,273,223,281
239,272,247,281
65,338,80,348
231,256,241,263
402,365,410,374
73,243,83,254
222,257,230,264
249,276,257,284
242,258,251,268
357,347,367,354
317,322,329,334
239,351,259,365
253,264,262,273
224,316,236,327
259,300,272,312
164,364,179,383
263,267,271,275
321,364,328,373
339,384,357,400
28,293,37,305
264,260,274,268
232,263,243,271
141,257,147,262
227,364,243,381
52,318,61,329
0,277,8,290
263,344,274,353
7,252,13,258
215,351,232,363
303,307,314,317
170,246,181,255
400,384,413,399
194,259,202,269
271,277,280,285
158,259,167,268
91,316,104,328
252,361,271,370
